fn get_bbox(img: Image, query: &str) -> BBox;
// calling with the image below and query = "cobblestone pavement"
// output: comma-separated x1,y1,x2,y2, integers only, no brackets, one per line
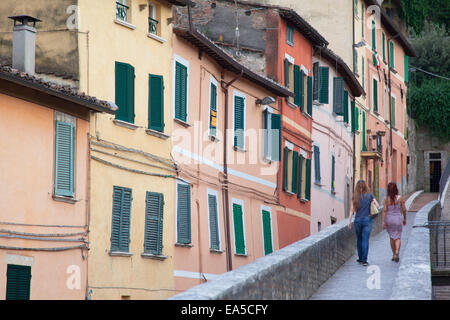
310,211,417,300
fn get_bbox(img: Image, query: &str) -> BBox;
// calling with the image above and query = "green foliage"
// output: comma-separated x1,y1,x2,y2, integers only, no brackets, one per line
399,0,449,34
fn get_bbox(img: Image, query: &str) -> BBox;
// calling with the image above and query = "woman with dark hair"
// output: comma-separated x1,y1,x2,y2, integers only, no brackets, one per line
382,182,407,262
348,180,379,266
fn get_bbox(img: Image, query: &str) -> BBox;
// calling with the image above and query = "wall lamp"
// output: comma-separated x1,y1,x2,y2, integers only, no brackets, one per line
256,96,276,105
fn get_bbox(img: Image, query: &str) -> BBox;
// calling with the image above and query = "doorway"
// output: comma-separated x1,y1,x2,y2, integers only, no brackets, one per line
430,156,442,193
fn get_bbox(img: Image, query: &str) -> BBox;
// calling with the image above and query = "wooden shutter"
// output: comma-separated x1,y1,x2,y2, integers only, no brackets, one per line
284,58,290,88
313,62,319,101
373,78,378,112
283,147,289,191
148,74,164,132
355,106,360,131
270,113,281,161
307,76,313,115
331,155,335,192
319,67,329,104
208,194,220,250
297,155,303,198
175,61,188,122
54,121,74,197
144,192,164,255
111,186,132,252
351,100,356,133
177,183,191,244
361,2,365,37
305,158,311,201
389,41,395,69
404,55,409,82
314,145,321,183
333,77,345,115
362,110,367,150
233,203,245,254
294,64,301,106
115,62,135,123
382,32,386,61
234,96,245,148
262,210,273,255
292,151,299,194
371,20,376,50
343,90,349,124
300,70,305,110
6,264,31,300
391,97,396,127
210,82,217,136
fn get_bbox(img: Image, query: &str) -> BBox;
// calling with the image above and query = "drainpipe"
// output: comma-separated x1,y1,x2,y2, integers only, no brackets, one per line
351,2,356,192
221,70,243,272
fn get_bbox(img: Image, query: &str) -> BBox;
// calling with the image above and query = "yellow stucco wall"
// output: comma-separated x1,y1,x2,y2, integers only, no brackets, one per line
76,0,178,299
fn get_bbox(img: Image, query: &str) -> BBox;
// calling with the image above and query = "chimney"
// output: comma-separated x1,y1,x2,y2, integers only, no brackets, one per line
8,15,41,75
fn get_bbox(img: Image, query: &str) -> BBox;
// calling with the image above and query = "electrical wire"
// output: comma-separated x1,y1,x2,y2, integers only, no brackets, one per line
410,66,450,81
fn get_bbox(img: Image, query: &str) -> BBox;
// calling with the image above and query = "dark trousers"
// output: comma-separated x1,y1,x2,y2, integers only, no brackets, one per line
354,216,373,263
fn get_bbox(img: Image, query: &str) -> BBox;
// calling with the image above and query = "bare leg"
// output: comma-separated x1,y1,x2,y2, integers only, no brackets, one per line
395,239,401,255
390,238,395,255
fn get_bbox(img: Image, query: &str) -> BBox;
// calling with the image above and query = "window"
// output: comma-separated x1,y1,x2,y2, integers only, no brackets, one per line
232,200,246,255
331,155,336,193
373,78,378,113
261,207,273,255
313,62,319,101
174,57,188,122
144,191,164,255
284,57,294,103
54,115,75,198
333,77,345,115
148,2,159,35
354,0,358,15
389,41,395,69
176,182,191,245
233,92,246,149
286,25,294,46
6,264,31,300
207,191,220,251
148,74,164,132
209,78,218,137
111,186,132,253
313,145,321,184
361,2,365,37
371,20,376,51
283,145,311,200
262,108,281,161
116,0,129,22
318,66,329,104
115,61,135,123
306,75,313,116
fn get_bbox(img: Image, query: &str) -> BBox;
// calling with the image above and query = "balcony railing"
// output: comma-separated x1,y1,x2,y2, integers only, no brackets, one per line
148,17,159,35
116,2,128,22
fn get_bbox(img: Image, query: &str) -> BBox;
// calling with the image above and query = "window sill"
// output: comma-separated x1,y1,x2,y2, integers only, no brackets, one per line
262,157,272,164
284,190,296,196
147,33,166,43
313,100,322,106
113,119,139,130
109,251,133,257
391,68,398,74
114,19,136,30
302,111,313,119
286,101,298,109
210,249,223,254
373,110,380,116
299,198,309,203
145,128,170,140
141,253,168,260
175,242,193,248
234,253,248,257
233,146,247,153
174,118,191,128
314,181,323,187
52,194,78,204
392,127,398,131
208,135,220,142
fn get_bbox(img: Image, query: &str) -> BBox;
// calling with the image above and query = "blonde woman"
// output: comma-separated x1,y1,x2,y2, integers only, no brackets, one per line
348,180,379,266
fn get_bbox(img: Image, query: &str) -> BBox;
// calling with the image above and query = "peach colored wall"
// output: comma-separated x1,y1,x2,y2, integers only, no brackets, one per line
172,35,280,293
0,93,89,299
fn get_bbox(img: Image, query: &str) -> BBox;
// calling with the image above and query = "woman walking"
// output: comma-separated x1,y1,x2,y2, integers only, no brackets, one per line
348,180,379,266
382,182,407,262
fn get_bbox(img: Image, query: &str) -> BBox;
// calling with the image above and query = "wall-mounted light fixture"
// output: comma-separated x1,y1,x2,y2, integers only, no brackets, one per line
256,96,276,105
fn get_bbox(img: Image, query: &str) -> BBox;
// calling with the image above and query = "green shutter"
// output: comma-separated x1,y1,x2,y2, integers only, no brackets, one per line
305,158,311,201
148,74,164,132
319,67,329,104
313,62,319,101
233,203,245,254
294,65,301,107
307,76,313,115
314,145,321,183
144,192,164,255
361,2,365,37
262,210,273,255
356,106,360,131
371,20,376,50
354,50,358,73
333,77,345,115
390,41,395,69
362,111,367,151
391,96,396,127
208,194,220,250
351,100,356,133
362,59,365,90
292,151,299,194
54,121,74,197
373,78,378,112
234,96,245,148
404,55,409,83
284,58,290,88
175,61,188,122
271,113,281,161
297,155,303,198
177,183,191,244
300,69,305,110
343,90,349,123
6,264,31,300
331,155,335,193
382,32,386,61
283,146,289,191
111,186,132,252
115,62,135,123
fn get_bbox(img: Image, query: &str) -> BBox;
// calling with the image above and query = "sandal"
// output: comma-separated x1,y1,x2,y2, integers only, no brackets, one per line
394,253,399,263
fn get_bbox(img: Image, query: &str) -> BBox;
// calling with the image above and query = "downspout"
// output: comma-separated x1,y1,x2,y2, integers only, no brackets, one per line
352,0,356,192
221,70,243,272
